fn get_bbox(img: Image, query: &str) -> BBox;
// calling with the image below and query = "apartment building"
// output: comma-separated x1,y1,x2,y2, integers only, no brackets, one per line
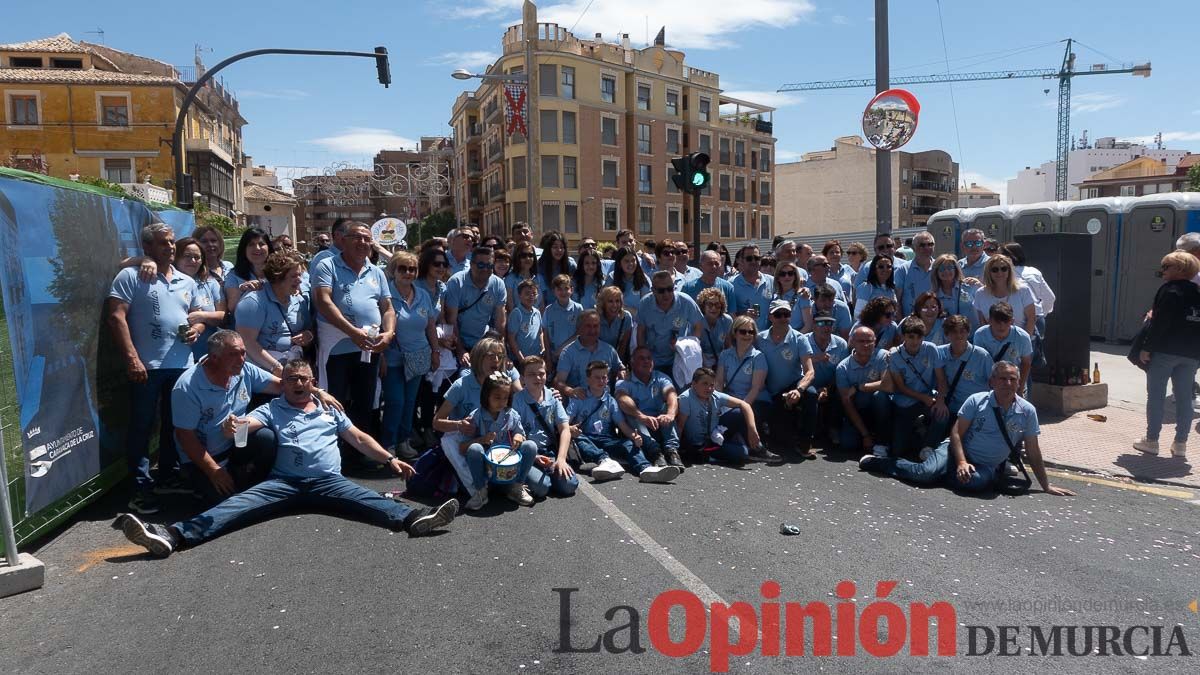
449,0,776,246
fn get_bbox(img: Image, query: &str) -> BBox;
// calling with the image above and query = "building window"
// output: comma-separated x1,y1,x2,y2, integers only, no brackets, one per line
638,164,652,194
667,166,680,194
513,201,527,223
601,76,616,103
540,110,558,143
539,64,558,96
562,111,576,144
637,123,651,154
10,57,43,68
699,97,711,122
902,168,909,183
603,204,619,231
638,206,654,234
667,207,681,233
564,203,579,233
542,156,559,188
666,91,679,116
637,84,651,111
734,140,745,167
700,209,712,234
1118,184,1135,197
735,211,746,238
8,94,39,125
602,159,619,188
760,148,771,172
99,93,131,127
103,158,133,183
719,210,731,238
719,174,731,201
561,66,575,99
601,117,617,145
699,133,711,155
901,195,908,208
760,181,771,206
511,158,527,189
719,138,731,165
1159,183,1173,193
666,128,680,154
735,176,746,202
51,58,83,69
542,201,561,229
760,214,771,239
563,156,577,189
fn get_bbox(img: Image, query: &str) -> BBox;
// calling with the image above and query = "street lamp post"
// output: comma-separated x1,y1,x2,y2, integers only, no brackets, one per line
874,0,892,235
451,67,535,232
173,47,390,209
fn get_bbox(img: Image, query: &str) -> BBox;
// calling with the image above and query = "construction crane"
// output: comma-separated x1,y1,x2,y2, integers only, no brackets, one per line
778,39,1151,200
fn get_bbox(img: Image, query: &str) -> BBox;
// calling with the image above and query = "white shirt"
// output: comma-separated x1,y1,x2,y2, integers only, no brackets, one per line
1015,265,1056,316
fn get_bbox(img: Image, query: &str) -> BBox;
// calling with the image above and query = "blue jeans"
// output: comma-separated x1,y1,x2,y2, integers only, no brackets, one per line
875,440,1001,492
181,427,278,506
128,368,185,491
892,402,944,456
762,388,819,449
838,390,892,451
682,409,752,463
380,364,422,449
171,473,415,545
631,421,679,460
1145,352,1199,442
527,463,579,498
575,435,651,473
466,440,537,489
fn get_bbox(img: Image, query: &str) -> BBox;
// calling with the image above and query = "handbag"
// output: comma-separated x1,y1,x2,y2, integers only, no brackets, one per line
1127,321,1150,371
402,446,462,500
992,407,1032,496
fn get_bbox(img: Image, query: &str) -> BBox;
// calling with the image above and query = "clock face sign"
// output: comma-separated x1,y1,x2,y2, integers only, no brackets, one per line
1086,218,1102,235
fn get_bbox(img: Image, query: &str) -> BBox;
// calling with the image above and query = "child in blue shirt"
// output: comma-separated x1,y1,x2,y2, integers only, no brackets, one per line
544,274,583,356
461,372,538,510
675,367,761,465
507,279,547,364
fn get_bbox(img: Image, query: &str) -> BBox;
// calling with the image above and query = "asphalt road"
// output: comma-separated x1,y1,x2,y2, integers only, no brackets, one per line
3,452,1199,674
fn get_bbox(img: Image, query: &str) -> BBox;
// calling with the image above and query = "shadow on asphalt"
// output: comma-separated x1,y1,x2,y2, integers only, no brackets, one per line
1114,451,1193,479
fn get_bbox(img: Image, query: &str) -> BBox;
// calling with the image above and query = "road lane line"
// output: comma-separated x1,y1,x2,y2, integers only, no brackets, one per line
578,480,725,605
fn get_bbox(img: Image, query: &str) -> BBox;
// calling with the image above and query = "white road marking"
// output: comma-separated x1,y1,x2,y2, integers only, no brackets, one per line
578,480,725,605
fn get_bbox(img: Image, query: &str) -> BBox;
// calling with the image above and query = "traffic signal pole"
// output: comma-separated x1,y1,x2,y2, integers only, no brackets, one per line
691,188,702,267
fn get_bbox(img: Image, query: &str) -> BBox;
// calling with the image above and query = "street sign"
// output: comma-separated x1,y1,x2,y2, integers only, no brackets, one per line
371,217,406,246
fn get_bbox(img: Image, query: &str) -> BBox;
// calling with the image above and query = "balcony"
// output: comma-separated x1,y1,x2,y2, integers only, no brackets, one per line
912,205,940,216
184,136,234,167
755,119,773,134
911,178,953,193
488,183,503,203
467,163,483,178
488,141,502,162
485,99,500,121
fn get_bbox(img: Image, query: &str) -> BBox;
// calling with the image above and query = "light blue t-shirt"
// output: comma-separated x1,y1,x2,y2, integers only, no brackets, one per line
972,325,1033,368
937,343,993,411
896,260,935,315
566,390,624,442
235,284,311,353
308,245,339,279
718,346,767,402
756,327,812,396
598,309,633,351
556,339,623,389
677,389,734,447
731,273,774,330
804,333,850,388
312,254,390,356
573,280,603,310
444,270,508,350
443,367,522,420
191,275,224,360
108,266,200,370
505,273,537,306
615,370,676,417
507,304,545,359
806,301,853,336
854,282,897,316
513,386,569,453
681,275,737,317
775,289,813,319
445,248,472,276
544,298,582,353
637,292,703,368
469,406,525,445
958,253,989,282
386,283,436,365
888,341,940,408
805,276,846,304
251,396,352,479
835,349,890,391
171,359,274,463
957,391,1039,467
698,314,733,366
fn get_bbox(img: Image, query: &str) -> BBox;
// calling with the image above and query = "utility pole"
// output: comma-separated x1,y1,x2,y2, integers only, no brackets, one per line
524,0,539,232
874,0,892,235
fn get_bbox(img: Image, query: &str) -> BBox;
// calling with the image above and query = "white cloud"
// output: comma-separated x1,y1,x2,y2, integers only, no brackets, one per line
239,89,310,101
308,127,420,155
1117,131,1200,145
1040,92,1125,114
720,90,804,109
831,14,848,24
776,149,804,163
427,50,500,71
449,0,816,49
961,171,1012,207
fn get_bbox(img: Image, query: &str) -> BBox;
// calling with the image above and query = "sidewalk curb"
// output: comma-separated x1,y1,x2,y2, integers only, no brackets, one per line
1041,458,1198,492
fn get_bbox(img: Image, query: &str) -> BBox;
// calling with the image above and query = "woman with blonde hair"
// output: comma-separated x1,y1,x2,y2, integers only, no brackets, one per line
596,284,633,362
972,254,1036,336
696,287,733,368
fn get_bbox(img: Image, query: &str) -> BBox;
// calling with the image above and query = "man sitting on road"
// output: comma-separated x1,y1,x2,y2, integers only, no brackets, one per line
116,360,459,558
835,325,892,456
615,346,685,471
859,361,1075,496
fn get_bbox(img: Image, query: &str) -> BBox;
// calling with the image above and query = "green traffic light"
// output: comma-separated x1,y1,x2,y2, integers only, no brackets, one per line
692,173,706,187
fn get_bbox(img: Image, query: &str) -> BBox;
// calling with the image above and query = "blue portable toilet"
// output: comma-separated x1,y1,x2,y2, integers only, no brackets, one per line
970,204,1013,244
1061,197,1127,339
1113,193,1200,340
928,207,973,257
1011,201,1066,237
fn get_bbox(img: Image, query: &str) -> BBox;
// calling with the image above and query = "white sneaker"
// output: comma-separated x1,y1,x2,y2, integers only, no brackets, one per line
1171,441,1187,458
872,444,889,458
464,488,489,511
1133,438,1160,456
506,483,535,506
638,465,681,484
591,458,625,481
918,447,933,462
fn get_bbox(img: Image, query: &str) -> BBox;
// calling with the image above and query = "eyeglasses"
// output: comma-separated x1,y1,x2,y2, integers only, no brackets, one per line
397,266,418,274
771,311,792,319
964,240,984,249
937,265,957,273
920,305,939,312
991,266,1010,273
735,329,756,336
284,375,312,384
661,250,676,257
743,255,762,263
580,242,597,249
431,260,449,268
473,262,495,271
653,286,674,294
776,270,796,277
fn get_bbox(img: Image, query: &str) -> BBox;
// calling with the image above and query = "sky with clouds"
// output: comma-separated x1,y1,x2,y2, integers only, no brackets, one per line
6,0,1198,204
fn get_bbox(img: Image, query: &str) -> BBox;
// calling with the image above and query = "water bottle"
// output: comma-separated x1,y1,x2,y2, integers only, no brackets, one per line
361,324,380,363
711,424,727,446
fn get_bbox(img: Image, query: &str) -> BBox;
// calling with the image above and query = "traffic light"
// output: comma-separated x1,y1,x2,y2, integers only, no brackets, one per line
671,152,711,194
375,46,391,88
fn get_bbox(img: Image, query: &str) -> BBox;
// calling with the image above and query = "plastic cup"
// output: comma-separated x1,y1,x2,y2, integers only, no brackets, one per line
234,419,249,448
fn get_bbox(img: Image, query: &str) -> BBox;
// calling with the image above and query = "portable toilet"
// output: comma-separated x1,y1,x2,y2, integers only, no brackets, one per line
1010,201,1064,237
1113,192,1200,340
969,204,1012,244
927,208,973,256
1061,197,1126,339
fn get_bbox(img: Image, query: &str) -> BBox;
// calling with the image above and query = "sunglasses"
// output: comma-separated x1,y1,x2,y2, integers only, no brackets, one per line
877,265,893,271
877,244,895,251
396,266,418,274
917,242,935,248
474,262,495,270
735,329,756,336
771,311,792,319
661,250,676,256
991,266,1010,273
776,270,796,277
743,255,762,263
284,375,312,384
431,260,449,268
937,265,957,272
964,241,984,248
653,286,674,294
903,331,924,337
883,311,895,318
814,319,836,327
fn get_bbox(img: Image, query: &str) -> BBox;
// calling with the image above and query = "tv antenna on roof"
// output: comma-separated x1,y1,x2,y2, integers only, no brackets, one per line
83,28,105,44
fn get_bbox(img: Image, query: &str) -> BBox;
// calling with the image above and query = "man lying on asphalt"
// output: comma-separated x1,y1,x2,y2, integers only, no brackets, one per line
116,359,458,557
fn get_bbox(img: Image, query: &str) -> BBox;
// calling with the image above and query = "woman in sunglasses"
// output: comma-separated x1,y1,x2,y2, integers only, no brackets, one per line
772,261,814,333
853,255,897,321
973,254,1037,336
716,314,768,411
854,296,902,350
380,251,440,460
910,291,947,346
696,288,733,369
411,246,453,449
505,242,539,311
929,253,978,332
